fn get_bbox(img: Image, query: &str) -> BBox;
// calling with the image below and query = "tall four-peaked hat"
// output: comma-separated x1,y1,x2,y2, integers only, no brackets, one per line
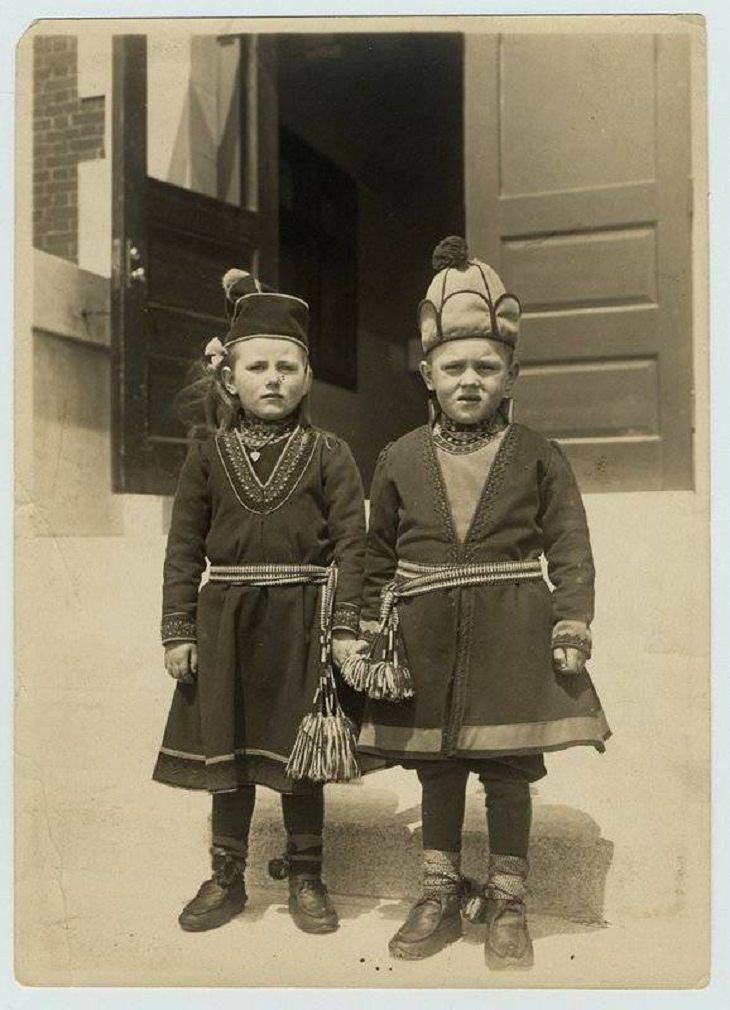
418,237,522,355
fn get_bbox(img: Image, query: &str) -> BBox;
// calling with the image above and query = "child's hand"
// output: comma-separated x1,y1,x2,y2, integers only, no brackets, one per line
331,630,358,668
552,646,585,676
551,620,590,675
164,642,198,684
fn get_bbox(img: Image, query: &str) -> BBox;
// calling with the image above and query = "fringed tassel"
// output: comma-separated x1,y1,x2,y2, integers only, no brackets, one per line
286,567,361,783
339,652,371,693
285,674,361,784
340,608,414,702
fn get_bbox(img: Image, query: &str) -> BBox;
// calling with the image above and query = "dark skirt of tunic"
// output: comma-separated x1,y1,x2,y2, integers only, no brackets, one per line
152,426,373,794
357,423,611,764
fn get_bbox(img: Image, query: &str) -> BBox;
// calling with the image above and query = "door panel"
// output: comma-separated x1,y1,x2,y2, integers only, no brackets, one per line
500,35,656,194
464,31,692,491
111,34,277,494
502,228,658,310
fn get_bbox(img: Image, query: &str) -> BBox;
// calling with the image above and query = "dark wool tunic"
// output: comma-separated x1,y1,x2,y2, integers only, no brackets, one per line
153,425,367,794
357,422,611,763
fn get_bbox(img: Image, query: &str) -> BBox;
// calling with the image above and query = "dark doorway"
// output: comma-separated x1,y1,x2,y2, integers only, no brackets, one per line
276,33,464,411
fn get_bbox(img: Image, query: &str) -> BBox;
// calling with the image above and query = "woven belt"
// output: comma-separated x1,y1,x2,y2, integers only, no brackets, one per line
209,563,333,587
385,558,543,614
207,562,360,784
341,559,541,703
208,563,337,665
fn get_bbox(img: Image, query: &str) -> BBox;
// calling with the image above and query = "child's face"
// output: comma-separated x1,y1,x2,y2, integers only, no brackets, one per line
222,337,312,421
420,337,518,424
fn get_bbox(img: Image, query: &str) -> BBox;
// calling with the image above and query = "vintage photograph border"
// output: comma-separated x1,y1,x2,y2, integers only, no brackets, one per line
2,0,729,1007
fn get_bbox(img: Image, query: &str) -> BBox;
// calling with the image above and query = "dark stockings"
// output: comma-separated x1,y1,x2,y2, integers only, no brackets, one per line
416,761,533,858
211,785,325,874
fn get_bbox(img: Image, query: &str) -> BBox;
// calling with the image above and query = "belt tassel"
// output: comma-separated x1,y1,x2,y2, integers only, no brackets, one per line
284,565,361,784
342,560,543,703
340,587,414,702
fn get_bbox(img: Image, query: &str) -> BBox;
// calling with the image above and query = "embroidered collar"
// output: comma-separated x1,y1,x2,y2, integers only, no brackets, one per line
238,413,298,451
216,424,319,514
431,411,505,455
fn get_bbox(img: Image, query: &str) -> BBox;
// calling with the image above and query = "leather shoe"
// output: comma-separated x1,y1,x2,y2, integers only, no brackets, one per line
388,892,462,960
288,875,339,934
484,897,534,969
178,849,247,932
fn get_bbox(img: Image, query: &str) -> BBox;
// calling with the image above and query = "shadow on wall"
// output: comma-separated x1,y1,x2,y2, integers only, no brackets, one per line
242,783,614,926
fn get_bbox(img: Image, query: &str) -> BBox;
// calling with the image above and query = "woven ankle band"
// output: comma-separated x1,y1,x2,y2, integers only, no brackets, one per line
423,848,461,895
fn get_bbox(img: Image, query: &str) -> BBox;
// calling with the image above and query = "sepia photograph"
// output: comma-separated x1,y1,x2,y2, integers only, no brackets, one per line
12,11,711,991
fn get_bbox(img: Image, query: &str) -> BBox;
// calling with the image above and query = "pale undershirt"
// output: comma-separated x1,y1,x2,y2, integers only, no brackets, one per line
434,427,507,543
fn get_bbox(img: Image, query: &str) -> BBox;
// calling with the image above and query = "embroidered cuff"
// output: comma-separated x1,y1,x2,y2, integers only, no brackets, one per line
552,620,591,658
161,612,197,644
331,603,360,635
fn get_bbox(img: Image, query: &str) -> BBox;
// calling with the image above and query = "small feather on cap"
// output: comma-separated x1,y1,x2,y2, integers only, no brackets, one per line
432,236,470,272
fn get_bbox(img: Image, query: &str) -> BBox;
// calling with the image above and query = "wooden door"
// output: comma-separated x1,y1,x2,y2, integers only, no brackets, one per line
464,31,693,492
110,33,278,494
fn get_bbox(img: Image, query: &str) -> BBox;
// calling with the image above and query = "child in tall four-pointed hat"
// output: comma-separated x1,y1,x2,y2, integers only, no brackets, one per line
153,268,368,935
342,237,611,968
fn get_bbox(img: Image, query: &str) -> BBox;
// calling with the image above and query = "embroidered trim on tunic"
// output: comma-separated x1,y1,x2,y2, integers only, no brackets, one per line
161,612,197,643
421,426,459,562
358,712,611,754
358,723,444,752
457,713,610,751
216,425,318,514
159,745,291,765
464,423,520,558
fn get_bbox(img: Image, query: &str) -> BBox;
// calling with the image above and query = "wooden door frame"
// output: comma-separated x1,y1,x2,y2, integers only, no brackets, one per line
110,34,147,493
464,32,693,492
110,32,279,495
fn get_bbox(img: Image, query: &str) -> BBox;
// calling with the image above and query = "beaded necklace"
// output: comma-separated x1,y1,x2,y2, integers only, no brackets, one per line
238,414,298,461
431,411,506,455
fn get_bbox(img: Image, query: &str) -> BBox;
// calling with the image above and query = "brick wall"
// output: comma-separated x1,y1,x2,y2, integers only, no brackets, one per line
33,35,105,262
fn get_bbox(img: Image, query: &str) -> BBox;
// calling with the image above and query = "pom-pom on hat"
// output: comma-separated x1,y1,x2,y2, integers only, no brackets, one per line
418,236,522,355
221,267,310,354
222,268,262,318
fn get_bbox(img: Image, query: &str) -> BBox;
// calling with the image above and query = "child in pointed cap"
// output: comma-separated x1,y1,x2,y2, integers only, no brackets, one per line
342,237,610,969
153,268,369,936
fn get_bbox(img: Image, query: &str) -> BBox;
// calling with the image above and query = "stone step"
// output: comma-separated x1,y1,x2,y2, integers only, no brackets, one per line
242,773,615,924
